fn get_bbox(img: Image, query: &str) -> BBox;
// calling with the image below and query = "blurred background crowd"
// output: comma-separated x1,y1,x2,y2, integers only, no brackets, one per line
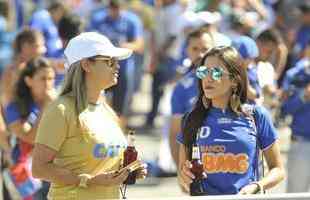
0,0,309,199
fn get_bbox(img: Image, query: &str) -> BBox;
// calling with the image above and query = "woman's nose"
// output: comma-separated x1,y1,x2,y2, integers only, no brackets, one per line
205,72,214,82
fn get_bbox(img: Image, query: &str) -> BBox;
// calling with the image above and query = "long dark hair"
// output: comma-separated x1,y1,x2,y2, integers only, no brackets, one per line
182,46,248,158
14,57,52,118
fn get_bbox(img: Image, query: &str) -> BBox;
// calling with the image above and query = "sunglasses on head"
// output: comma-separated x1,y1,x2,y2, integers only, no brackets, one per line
196,66,228,81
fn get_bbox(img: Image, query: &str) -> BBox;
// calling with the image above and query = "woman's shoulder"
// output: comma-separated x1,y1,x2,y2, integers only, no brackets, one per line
241,103,271,120
5,101,18,110
46,95,75,115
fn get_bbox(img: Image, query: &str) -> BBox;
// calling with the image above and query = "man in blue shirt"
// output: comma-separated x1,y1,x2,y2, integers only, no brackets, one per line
88,0,144,127
233,36,262,104
29,1,66,58
281,42,310,192
281,58,310,96
168,30,215,169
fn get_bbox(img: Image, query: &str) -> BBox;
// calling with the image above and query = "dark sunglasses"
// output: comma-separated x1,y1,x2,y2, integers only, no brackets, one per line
196,66,229,81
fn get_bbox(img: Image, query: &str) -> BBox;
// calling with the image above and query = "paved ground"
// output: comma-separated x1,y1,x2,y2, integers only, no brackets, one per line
125,74,292,199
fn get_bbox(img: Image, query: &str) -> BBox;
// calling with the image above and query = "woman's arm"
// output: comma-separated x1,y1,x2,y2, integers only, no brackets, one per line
169,115,182,166
260,141,285,189
177,144,195,193
32,143,78,185
0,111,11,152
32,143,131,186
239,140,285,194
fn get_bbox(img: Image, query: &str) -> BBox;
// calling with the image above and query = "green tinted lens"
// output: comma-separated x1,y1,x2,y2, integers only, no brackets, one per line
196,66,224,80
196,66,209,79
211,67,223,80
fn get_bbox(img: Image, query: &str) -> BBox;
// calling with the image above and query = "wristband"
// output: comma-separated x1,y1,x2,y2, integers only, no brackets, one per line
78,174,92,188
251,181,264,194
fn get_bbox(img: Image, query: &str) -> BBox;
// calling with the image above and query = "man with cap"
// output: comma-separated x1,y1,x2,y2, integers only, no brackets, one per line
32,32,147,200
88,0,144,128
281,40,310,193
233,35,263,104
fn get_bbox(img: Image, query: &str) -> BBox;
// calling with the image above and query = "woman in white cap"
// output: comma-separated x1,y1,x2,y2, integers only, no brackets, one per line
31,32,147,200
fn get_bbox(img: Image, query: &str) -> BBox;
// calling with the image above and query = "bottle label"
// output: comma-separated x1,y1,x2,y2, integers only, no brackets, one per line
127,135,135,147
192,146,200,159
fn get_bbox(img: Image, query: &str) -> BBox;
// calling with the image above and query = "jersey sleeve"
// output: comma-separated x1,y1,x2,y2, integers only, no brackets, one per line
176,112,191,144
176,132,185,144
171,84,186,115
254,105,278,150
35,101,68,151
4,102,21,125
127,13,143,41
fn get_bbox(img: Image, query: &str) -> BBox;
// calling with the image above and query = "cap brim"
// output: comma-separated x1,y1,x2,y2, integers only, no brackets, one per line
108,47,133,60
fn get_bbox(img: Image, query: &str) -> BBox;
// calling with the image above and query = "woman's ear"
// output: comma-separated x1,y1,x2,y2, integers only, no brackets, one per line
80,59,91,73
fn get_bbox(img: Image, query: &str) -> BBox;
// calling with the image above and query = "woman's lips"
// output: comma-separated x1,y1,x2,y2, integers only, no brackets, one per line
204,86,215,90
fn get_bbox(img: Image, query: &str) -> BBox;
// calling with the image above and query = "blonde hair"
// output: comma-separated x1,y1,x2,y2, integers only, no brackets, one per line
60,62,87,116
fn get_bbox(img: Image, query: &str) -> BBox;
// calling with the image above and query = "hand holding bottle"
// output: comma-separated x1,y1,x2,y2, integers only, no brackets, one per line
122,159,148,180
179,143,207,195
123,130,143,184
88,169,130,187
132,160,148,180
178,160,195,193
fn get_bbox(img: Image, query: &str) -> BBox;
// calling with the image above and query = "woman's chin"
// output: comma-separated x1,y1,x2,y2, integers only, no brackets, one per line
204,93,216,99
109,80,118,87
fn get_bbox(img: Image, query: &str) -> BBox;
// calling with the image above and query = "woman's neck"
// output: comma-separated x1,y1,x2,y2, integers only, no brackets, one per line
86,80,103,105
32,95,44,108
211,94,231,110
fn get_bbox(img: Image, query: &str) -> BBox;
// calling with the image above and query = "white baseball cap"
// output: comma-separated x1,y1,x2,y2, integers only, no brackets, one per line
196,11,222,25
64,32,132,67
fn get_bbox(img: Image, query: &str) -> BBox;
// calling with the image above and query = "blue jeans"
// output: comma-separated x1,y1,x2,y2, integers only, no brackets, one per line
146,57,177,125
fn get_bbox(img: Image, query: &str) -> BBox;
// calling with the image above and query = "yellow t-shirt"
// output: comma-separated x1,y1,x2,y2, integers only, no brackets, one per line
35,95,127,200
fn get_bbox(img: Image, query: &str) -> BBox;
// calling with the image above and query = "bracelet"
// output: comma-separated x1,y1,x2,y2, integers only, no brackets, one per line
251,181,264,194
78,174,92,188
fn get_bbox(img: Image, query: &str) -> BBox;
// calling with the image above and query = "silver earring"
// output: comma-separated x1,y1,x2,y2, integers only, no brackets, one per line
202,95,209,109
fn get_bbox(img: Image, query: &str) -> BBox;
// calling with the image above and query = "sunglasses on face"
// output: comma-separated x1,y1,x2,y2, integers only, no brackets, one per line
90,57,118,68
196,66,228,81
